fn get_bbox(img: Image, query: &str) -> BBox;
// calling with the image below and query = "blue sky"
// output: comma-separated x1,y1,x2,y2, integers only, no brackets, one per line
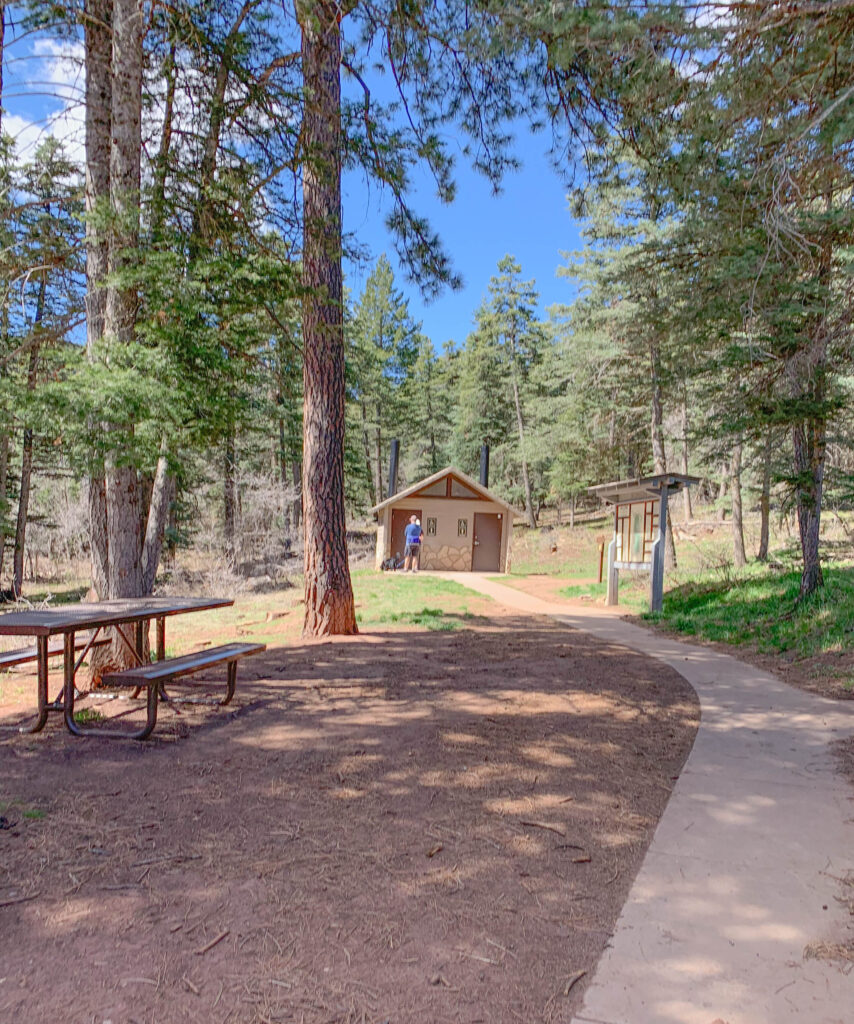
344,129,583,349
2,12,584,350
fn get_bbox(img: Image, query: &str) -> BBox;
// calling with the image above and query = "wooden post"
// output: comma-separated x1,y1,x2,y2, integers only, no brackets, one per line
606,506,619,605
649,487,669,613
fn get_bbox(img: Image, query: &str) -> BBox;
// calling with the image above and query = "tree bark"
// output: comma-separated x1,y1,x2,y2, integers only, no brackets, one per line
88,478,109,598
291,460,302,533
190,0,255,246
150,34,176,241
716,462,728,521
84,0,112,599
680,389,693,522
788,200,832,598
360,401,376,507
649,341,676,567
758,431,772,561
141,450,174,594
730,440,747,569
0,290,9,581
84,0,111,359
791,416,825,597
0,4,5,134
12,277,45,598
298,0,356,635
103,0,144,605
510,366,537,528
224,432,237,568
374,415,384,504
0,430,7,580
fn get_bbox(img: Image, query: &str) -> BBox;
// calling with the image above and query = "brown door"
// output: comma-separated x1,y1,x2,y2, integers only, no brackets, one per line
390,508,422,563
471,513,502,571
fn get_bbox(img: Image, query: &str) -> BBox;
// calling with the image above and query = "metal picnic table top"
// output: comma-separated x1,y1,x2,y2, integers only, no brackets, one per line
0,596,234,637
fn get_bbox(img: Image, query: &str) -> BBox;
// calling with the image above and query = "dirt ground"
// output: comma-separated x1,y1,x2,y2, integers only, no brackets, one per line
0,611,698,1024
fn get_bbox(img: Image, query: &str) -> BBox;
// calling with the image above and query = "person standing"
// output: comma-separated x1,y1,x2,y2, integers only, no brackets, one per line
403,514,423,572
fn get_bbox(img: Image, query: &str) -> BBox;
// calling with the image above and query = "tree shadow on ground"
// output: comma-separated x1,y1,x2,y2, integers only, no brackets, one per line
0,617,699,1024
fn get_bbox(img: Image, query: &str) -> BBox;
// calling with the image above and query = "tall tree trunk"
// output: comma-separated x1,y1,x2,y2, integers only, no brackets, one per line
298,0,356,635
360,401,376,507
0,10,6,582
277,402,288,487
0,301,8,581
141,450,174,594
788,202,832,598
12,275,45,598
680,389,693,522
510,366,537,528
190,0,252,247
0,4,5,134
425,377,438,474
150,34,176,241
716,462,728,521
103,0,144,606
791,416,825,597
0,430,7,580
758,431,772,561
649,341,676,567
291,460,302,533
224,433,237,568
84,0,112,601
374,411,383,503
730,440,746,569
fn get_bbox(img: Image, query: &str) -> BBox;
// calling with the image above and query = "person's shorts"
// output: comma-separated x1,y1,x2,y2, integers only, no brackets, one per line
404,543,420,558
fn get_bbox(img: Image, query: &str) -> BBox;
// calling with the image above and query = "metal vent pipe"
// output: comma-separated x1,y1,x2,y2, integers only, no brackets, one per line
479,444,490,487
387,439,400,499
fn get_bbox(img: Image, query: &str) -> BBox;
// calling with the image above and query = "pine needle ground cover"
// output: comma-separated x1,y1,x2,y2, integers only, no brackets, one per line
0,585,698,1024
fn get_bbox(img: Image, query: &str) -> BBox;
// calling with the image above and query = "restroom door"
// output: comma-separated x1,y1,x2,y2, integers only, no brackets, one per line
471,513,501,571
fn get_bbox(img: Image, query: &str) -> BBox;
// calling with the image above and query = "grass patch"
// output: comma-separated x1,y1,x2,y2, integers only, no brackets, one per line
559,577,653,613
559,581,607,600
352,570,490,631
5,581,90,606
650,563,854,660
1,801,46,822
73,707,104,725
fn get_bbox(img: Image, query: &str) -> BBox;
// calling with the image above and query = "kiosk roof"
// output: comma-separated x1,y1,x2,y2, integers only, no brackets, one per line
588,473,701,506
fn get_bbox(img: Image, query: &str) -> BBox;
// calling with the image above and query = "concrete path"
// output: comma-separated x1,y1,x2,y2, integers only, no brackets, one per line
435,574,854,1024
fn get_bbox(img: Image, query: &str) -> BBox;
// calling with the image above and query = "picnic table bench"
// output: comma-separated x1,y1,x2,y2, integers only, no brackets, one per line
0,631,111,669
0,597,266,740
98,642,266,740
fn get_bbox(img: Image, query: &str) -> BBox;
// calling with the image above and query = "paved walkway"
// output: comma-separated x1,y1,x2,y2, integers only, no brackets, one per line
433,574,854,1024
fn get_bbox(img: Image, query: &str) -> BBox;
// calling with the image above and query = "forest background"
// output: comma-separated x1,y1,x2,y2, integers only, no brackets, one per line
0,1,851,638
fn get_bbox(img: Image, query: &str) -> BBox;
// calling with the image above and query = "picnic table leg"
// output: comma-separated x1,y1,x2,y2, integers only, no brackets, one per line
153,618,172,702
130,620,148,700
63,631,82,736
65,624,159,740
20,636,50,734
222,661,237,705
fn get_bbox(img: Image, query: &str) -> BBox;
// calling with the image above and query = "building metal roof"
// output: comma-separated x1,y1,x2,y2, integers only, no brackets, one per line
371,465,521,517
588,473,701,506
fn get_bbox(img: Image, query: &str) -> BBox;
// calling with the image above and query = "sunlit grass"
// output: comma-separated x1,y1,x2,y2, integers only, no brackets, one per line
352,570,491,630
650,563,854,662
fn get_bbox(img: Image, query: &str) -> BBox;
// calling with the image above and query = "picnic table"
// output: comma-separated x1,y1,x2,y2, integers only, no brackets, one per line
0,596,264,740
